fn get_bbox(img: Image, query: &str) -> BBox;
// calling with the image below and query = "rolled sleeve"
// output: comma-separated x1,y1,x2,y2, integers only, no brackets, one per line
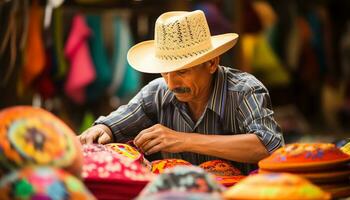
94,86,157,143
237,86,284,153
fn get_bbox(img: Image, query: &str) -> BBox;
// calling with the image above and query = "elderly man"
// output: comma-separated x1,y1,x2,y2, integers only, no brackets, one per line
79,10,283,173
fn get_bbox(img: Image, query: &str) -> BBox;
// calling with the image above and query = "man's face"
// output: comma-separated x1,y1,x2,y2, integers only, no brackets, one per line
161,61,215,103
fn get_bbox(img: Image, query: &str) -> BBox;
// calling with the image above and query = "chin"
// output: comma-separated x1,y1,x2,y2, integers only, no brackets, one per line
174,95,191,102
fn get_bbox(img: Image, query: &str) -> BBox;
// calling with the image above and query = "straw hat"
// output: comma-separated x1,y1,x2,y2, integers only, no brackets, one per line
127,10,239,73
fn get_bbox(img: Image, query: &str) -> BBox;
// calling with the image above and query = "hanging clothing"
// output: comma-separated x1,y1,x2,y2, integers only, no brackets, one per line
108,15,140,99
86,15,112,102
53,7,68,80
22,1,46,87
64,14,96,104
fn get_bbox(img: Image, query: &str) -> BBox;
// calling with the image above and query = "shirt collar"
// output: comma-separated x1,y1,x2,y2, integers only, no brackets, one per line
206,65,227,118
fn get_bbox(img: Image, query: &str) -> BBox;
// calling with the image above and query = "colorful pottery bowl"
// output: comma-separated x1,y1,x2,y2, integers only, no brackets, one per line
259,143,350,172
199,160,245,187
223,173,331,200
0,106,83,178
138,165,224,199
0,166,95,200
151,159,192,174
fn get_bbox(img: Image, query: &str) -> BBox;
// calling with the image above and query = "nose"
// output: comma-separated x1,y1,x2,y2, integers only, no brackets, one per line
164,72,178,90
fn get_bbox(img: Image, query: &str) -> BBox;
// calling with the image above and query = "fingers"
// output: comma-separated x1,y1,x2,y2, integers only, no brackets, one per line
85,130,97,144
134,127,157,148
78,130,90,144
134,126,154,142
78,129,96,144
141,137,161,155
78,126,112,145
145,142,162,155
97,132,112,144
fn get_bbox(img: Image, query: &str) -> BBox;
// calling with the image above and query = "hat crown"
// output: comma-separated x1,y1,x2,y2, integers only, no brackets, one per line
154,10,213,61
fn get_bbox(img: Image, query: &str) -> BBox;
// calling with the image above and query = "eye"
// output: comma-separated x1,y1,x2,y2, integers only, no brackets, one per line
177,69,188,75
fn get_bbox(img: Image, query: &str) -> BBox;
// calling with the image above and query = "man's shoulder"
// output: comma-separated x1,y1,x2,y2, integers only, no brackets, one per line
140,77,174,107
223,66,268,93
142,77,168,92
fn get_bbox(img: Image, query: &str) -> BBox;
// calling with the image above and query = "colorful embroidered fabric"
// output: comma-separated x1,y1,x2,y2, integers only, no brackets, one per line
199,160,245,186
259,143,350,171
106,143,143,162
151,159,192,174
138,166,224,198
82,144,152,181
0,166,95,200
223,173,330,200
0,106,82,177
82,144,153,199
81,143,109,154
340,141,350,155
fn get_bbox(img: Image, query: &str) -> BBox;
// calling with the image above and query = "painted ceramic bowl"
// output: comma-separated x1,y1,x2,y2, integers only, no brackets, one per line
258,143,350,172
199,160,245,187
151,159,192,174
138,165,224,199
223,173,330,200
0,166,95,200
0,106,83,177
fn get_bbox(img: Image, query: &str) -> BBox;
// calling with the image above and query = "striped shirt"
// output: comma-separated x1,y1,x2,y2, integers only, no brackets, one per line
95,65,284,174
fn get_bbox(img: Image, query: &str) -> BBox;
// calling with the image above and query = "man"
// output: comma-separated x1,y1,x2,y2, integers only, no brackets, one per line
79,10,284,173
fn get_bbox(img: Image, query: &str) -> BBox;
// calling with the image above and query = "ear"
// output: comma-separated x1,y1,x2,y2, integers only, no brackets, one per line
208,57,220,74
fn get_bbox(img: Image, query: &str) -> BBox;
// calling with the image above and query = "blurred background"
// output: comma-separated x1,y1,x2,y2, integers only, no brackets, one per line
1,0,350,144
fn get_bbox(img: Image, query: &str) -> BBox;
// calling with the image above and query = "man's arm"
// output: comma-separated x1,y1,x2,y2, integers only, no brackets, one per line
184,133,269,163
78,80,162,144
135,79,283,163
134,124,269,163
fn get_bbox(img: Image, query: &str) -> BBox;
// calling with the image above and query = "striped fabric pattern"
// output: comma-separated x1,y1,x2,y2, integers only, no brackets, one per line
95,65,284,174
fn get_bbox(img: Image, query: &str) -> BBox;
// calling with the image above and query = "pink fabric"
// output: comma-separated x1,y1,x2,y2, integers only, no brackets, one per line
82,145,152,181
82,144,153,199
64,15,96,104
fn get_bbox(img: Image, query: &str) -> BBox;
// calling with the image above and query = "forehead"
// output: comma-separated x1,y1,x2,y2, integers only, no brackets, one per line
178,62,208,72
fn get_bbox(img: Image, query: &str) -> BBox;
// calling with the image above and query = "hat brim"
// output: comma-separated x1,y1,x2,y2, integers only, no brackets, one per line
127,33,239,73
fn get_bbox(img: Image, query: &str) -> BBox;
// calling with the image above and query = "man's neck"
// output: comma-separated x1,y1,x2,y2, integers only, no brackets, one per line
188,80,214,122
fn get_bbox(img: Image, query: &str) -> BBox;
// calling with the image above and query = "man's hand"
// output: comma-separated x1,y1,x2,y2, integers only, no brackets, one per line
78,124,113,144
134,124,187,155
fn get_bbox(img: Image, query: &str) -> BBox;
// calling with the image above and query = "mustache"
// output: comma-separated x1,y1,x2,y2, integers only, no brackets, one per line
171,87,191,94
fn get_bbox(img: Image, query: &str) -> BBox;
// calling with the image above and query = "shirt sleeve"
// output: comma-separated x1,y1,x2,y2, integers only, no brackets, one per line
236,84,284,153
94,83,158,143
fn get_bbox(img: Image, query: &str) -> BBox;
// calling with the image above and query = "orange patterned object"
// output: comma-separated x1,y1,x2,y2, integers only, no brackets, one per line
0,106,83,177
199,160,245,187
151,159,192,174
199,160,242,176
259,143,350,172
